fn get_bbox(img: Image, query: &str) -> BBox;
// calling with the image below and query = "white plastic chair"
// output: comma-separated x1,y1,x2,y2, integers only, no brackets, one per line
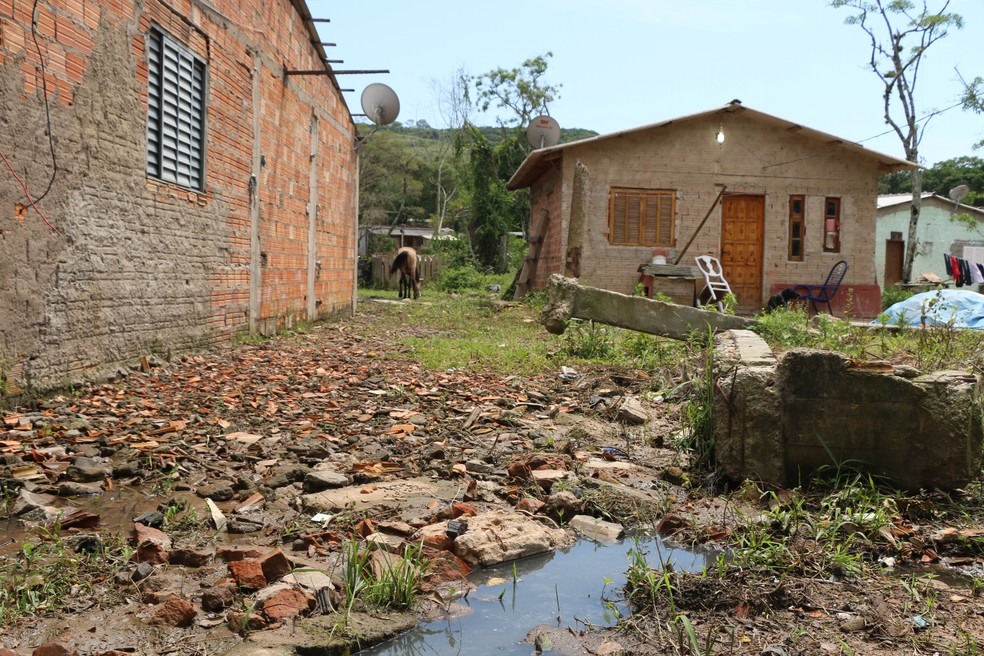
694,255,733,311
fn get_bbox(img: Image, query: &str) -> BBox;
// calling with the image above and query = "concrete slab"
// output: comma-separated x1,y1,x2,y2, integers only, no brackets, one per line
299,477,461,516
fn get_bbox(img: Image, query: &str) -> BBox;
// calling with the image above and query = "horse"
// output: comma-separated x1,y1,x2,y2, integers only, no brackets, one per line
389,246,421,299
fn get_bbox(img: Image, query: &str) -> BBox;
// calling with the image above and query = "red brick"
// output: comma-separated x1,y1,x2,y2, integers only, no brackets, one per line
31,644,78,656
258,548,293,582
227,560,266,590
261,588,313,621
149,596,196,628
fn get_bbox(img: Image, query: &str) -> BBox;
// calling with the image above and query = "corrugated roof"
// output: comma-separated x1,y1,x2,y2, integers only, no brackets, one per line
507,101,918,190
878,192,984,217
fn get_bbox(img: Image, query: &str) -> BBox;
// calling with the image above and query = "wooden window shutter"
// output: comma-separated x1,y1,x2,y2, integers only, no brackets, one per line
608,188,675,246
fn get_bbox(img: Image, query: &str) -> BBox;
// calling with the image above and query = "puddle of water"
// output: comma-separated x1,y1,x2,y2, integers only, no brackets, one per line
359,534,718,656
0,485,167,558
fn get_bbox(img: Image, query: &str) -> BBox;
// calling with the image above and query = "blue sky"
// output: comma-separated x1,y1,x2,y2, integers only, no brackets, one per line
307,0,984,167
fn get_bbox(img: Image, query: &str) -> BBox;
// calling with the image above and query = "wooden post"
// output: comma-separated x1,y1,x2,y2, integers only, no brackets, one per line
674,185,727,265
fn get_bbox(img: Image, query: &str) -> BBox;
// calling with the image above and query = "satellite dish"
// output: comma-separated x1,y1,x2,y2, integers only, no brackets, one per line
361,83,400,126
526,115,561,149
949,184,971,203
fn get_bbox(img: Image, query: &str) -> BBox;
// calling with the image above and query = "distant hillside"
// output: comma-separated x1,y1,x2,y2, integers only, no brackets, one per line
356,121,599,155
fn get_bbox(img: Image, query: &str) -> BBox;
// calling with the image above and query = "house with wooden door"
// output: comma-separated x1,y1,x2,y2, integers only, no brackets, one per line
506,101,916,316
876,193,984,289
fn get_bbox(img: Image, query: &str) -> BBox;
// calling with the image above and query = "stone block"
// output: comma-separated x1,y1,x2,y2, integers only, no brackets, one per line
712,330,983,491
452,510,570,567
568,515,625,542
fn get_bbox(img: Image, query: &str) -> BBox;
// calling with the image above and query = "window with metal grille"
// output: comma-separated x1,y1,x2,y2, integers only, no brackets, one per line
788,195,805,261
608,188,675,246
146,27,206,189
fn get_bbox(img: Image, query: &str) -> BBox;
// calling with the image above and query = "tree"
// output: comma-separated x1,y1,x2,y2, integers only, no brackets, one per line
460,54,563,269
468,53,562,141
832,0,963,283
429,68,473,236
958,70,984,149
879,156,984,204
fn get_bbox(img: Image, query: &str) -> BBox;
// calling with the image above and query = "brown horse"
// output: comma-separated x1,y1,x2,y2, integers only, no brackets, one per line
390,246,421,299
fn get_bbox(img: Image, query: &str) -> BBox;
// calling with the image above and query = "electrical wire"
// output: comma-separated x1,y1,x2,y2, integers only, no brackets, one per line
0,146,58,232
852,101,965,145
29,0,59,204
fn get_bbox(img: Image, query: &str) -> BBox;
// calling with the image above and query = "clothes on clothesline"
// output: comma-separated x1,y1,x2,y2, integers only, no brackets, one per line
944,253,984,287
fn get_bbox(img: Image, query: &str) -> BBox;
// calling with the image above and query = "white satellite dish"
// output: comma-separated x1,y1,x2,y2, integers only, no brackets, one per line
361,83,400,126
949,184,971,204
526,115,561,149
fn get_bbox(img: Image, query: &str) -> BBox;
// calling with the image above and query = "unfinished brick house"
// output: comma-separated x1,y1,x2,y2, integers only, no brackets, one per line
1,0,358,397
507,101,916,316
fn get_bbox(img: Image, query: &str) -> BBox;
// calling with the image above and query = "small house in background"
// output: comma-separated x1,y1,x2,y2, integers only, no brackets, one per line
876,193,984,289
507,101,916,316
358,226,456,256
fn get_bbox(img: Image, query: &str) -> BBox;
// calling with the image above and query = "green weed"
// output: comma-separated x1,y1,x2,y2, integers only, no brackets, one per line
333,537,428,627
0,528,132,623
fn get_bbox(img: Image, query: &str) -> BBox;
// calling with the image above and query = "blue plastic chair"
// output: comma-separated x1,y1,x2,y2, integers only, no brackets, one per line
794,260,848,315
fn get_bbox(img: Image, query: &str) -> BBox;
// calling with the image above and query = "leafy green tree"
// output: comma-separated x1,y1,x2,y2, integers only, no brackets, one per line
463,128,516,270
958,70,983,150
459,54,562,270
358,126,428,229
469,53,562,138
878,156,984,205
832,0,963,283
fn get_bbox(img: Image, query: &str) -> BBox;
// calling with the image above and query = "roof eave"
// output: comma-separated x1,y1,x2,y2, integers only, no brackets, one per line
506,102,918,189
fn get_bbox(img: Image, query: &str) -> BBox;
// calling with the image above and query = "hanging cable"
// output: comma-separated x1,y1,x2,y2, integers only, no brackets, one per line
0,146,58,232
29,0,59,204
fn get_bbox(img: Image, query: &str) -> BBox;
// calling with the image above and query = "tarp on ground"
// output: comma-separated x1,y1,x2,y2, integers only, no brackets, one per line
876,289,984,329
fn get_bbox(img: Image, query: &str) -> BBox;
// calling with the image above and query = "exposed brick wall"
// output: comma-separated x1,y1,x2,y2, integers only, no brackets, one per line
0,0,356,397
527,112,889,314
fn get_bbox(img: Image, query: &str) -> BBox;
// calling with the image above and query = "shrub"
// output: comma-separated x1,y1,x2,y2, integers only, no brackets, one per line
881,284,915,310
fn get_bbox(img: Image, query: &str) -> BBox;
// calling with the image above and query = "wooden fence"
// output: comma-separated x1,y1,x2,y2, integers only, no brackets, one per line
371,253,442,290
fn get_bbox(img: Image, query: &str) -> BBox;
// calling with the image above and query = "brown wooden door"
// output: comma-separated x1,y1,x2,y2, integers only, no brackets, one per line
720,195,765,310
884,239,904,288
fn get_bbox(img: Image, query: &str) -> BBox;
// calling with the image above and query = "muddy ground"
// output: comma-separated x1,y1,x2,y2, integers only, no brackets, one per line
2,298,984,656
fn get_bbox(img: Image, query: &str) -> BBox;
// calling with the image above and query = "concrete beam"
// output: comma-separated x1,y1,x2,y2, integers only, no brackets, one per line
541,274,755,340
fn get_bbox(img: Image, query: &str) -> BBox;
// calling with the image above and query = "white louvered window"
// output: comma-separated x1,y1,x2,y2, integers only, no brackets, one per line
146,28,205,189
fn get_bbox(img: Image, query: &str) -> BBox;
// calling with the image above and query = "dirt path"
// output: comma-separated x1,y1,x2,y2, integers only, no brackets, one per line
2,299,984,655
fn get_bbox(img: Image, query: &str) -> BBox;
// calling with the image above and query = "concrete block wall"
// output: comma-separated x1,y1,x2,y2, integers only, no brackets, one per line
0,0,356,397
529,111,888,312
713,330,983,491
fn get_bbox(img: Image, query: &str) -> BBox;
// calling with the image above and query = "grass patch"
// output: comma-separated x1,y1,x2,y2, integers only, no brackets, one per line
755,305,984,374
0,528,133,624
333,538,428,628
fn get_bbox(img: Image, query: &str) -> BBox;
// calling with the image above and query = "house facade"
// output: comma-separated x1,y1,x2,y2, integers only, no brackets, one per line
1,0,358,398
507,101,916,316
876,193,984,288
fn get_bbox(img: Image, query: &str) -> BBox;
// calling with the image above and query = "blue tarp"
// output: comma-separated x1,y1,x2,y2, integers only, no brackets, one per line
877,289,984,329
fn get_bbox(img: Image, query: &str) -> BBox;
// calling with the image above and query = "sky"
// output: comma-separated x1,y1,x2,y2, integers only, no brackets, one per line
306,0,984,167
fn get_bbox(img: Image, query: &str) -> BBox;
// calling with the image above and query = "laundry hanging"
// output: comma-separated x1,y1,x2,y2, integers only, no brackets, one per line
944,253,984,288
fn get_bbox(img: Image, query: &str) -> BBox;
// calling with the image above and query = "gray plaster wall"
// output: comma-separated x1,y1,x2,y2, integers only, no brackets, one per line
1,19,227,395
713,330,983,491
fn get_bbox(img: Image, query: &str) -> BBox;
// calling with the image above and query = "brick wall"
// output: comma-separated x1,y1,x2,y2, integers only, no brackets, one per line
527,111,889,314
0,0,356,397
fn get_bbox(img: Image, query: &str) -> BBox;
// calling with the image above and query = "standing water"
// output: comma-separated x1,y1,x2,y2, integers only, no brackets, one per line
359,534,717,655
